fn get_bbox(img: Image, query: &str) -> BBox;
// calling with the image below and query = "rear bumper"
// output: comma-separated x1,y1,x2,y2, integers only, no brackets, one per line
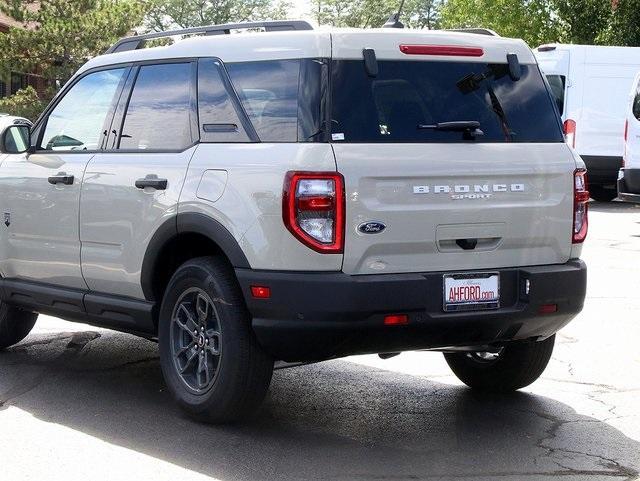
582,155,623,186
617,168,640,202
235,260,587,362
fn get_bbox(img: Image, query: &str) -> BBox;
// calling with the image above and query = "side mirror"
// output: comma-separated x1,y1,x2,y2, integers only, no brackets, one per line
0,124,31,154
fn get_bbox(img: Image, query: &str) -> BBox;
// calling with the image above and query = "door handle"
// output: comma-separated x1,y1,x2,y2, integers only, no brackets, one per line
135,175,167,190
48,173,74,185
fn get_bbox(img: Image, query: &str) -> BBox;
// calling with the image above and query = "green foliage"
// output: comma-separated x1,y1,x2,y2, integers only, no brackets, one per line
599,0,640,46
311,0,443,29
0,0,148,86
145,0,292,31
440,0,561,46
552,0,611,44
0,86,45,121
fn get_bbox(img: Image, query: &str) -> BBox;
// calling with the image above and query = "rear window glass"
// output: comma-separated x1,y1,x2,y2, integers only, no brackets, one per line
331,60,564,143
546,74,566,116
226,60,300,142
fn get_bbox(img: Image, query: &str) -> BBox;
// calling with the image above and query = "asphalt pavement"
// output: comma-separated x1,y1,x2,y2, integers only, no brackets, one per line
0,200,639,481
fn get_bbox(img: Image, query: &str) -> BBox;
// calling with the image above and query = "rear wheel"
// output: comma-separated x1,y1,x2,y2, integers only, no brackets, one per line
590,186,617,202
443,335,555,392
0,301,38,350
158,256,273,424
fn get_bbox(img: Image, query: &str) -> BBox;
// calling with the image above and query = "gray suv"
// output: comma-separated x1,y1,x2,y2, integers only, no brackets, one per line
0,21,588,423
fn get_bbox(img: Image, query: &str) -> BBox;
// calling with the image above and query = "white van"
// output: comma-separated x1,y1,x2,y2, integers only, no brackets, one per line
618,72,640,202
535,44,640,201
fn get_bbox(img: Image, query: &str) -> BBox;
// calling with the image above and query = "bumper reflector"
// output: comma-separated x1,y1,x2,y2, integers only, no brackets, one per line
251,286,271,299
384,314,409,326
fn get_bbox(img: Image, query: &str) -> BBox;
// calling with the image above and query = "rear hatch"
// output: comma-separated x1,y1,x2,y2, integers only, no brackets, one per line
330,31,576,275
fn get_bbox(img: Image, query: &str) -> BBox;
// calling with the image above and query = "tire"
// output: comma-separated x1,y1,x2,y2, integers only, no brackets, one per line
158,256,273,424
0,301,38,350
589,186,617,202
443,335,555,392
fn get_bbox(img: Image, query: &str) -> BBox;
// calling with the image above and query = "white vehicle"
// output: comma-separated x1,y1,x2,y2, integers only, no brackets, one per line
618,72,640,202
0,22,588,423
535,44,640,201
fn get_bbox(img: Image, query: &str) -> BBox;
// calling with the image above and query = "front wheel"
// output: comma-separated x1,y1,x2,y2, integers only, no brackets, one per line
443,335,555,392
158,257,273,424
0,301,38,350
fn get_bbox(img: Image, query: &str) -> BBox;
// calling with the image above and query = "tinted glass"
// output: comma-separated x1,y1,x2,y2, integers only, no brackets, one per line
546,75,566,116
120,63,193,150
41,68,126,150
198,59,250,142
227,60,300,142
331,61,564,143
633,86,640,121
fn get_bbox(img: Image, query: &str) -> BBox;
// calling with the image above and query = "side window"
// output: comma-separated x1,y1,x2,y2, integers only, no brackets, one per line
40,68,126,151
633,85,640,121
119,63,194,150
226,60,300,142
198,59,250,142
546,75,566,116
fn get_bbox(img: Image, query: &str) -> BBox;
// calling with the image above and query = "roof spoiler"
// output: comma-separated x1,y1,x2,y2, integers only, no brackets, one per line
444,28,500,37
105,20,314,54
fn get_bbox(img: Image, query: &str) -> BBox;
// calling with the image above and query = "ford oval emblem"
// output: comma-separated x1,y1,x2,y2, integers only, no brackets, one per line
358,221,386,234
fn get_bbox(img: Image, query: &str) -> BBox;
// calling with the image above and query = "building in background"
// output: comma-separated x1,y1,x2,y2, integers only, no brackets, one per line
0,12,49,99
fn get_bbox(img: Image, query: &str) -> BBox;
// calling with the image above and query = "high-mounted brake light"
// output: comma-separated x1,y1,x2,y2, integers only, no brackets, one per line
283,172,345,253
573,169,589,244
563,119,576,148
399,45,484,57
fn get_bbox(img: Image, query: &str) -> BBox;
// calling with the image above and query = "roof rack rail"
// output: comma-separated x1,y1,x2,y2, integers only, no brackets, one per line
105,20,314,54
445,28,500,37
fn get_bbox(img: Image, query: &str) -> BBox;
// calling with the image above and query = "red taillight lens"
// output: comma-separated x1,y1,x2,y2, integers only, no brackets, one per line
399,45,484,57
564,119,577,148
283,172,345,253
573,169,589,244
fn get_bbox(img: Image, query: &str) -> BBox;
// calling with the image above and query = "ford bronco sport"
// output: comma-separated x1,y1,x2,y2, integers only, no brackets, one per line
0,21,588,423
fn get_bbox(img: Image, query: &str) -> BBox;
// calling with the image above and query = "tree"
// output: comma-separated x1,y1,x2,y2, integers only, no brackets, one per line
439,0,561,47
552,0,611,44
144,0,292,31
0,0,148,87
311,0,443,29
599,0,640,46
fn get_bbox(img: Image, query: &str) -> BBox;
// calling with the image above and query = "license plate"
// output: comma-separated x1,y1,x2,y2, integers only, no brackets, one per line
443,272,500,312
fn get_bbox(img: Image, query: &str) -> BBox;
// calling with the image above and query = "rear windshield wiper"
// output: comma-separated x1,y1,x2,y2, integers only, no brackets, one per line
418,121,484,139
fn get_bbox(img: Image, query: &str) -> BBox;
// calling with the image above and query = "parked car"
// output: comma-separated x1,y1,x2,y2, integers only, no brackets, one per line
535,44,640,202
618,72,640,202
0,22,588,423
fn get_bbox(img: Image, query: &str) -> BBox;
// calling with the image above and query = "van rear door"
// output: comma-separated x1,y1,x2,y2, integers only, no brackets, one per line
330,33,576,276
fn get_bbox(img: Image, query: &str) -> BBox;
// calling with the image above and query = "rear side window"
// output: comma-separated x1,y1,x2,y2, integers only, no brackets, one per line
633,84,640,121
331,60,564,143
119,63,194,150
198,59,250,142
546,75,566,116
227,60,299,142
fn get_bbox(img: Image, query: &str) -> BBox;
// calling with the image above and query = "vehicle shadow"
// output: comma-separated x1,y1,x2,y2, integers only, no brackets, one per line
1,329,638,480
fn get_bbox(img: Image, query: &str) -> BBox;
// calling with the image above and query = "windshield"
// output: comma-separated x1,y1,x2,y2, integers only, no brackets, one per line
330,60,564,143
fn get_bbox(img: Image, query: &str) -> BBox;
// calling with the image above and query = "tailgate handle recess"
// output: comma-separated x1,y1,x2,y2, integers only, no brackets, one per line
456,238,478,250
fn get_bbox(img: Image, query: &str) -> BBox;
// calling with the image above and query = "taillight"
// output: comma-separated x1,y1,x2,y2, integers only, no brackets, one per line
564,119,576,148
623,119,629,167
283,172,345,253
573,169,589,244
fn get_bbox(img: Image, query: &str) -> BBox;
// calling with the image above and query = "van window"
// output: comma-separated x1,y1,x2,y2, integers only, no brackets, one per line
633,87,640,121
198,59,250,142
119,63,193,150
331,61,564,143
226,60,300,142
546,75,566,116
40,68,126,151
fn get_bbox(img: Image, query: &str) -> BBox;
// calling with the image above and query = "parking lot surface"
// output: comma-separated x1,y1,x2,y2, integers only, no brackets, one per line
0,201,639,481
